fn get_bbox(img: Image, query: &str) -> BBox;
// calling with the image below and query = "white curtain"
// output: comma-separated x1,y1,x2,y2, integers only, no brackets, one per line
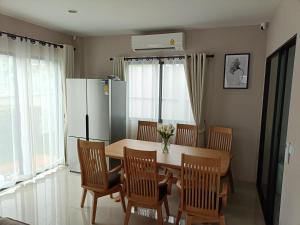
125,59,159,139
0,167,69,225
184,53,207,146
112,57,125,80
0,35,65,189
125,58,195,139
161,58,194,125
61,44,74,165
61,45,74,79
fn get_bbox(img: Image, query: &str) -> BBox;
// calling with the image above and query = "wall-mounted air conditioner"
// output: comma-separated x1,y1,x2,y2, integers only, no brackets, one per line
131,32,185,52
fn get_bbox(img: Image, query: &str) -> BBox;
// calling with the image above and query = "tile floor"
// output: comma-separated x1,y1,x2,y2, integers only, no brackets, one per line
0,166,265,225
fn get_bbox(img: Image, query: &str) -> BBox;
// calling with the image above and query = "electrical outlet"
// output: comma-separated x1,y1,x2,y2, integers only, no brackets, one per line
286,142,295,164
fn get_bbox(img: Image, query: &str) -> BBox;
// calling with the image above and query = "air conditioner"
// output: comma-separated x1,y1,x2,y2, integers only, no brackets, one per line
131,32,185,52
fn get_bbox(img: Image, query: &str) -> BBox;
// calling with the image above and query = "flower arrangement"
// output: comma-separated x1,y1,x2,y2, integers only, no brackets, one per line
157,124,175,153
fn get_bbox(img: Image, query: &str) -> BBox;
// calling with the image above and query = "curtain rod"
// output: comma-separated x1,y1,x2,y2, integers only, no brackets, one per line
109,54,214,61
0,30,64,48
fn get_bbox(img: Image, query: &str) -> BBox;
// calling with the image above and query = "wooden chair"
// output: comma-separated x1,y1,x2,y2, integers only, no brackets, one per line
207,126,234,192
167,123,197,179
175,154,228,225
137,120,157,142
207,127,232,152
77,139,126,224
123,147,172,225
175,124,197,147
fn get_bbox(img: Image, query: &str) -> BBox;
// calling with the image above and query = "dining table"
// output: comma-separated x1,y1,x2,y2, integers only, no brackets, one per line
105,139,230,176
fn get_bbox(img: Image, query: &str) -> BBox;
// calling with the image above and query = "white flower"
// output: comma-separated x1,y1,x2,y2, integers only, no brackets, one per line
157,123,175,139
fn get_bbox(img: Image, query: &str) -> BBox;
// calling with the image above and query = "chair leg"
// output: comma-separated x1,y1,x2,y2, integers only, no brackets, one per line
157,205,163,225
228,168,235,193
124,201,132,225
186,215,193,225
176,198,182,225
167,174,173,195
220,215,226,225
164,198,170,219
120,191,126,213
91,194,98,224
175,209,182,225
80,189,87,208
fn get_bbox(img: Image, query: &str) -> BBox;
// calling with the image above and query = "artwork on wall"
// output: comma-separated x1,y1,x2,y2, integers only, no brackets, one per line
223,53,250,89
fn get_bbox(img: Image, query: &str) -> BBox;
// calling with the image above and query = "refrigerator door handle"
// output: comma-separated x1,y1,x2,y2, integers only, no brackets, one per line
86,114,89,141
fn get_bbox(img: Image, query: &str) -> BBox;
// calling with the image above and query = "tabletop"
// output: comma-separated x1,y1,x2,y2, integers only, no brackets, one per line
105,139,230,176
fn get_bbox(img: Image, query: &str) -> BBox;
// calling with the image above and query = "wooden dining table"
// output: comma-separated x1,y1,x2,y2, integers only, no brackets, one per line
105,139,230,176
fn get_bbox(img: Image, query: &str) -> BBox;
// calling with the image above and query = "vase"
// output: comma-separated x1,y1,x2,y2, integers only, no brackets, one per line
162,138,170,153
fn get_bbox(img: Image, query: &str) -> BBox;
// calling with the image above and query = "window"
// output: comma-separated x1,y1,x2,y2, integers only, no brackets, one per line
127,58,194,125
161,60,194,124
127,60,159,120
0,36,64,190
0,53,20,188
29,58,64,172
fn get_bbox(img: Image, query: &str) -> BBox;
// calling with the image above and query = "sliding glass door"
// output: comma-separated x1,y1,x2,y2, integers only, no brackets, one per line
257,36,296,225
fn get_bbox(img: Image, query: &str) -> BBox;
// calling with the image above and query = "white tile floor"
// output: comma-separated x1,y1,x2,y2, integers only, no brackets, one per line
0,167,265,225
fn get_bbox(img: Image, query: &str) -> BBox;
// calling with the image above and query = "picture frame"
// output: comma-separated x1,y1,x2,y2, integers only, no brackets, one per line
223,53,250,89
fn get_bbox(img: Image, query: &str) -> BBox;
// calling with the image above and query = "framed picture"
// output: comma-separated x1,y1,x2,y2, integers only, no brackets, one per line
223,53,250,89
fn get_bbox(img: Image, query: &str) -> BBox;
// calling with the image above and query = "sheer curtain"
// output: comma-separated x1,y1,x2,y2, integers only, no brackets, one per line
125,58,194,139
61,44,74,78
0,35,64,189
125,59,159,139
112,57,125,80
161,58,194,125
0,167,69,225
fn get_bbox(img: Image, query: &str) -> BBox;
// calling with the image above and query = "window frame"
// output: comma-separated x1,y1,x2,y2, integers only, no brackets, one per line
128,58,191,123
158,59,193,124
158,60,163,123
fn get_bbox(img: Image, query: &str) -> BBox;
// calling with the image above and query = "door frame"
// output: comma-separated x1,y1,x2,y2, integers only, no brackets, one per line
257,35,297,225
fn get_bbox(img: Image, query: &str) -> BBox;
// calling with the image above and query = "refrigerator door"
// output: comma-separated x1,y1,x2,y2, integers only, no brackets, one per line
66,79,86,138
109,80,127,143
87,79,109,141
109,80,127,170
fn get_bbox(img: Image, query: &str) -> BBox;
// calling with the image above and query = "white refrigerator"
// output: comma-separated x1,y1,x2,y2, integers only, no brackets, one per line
66,78,126,172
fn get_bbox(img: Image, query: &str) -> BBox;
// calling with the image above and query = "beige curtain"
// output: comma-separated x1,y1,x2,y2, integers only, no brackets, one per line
112,57,125,80
184,53,207,146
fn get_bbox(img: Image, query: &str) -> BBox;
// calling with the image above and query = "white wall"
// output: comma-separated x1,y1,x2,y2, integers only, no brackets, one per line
0,13,73,45
266,0,300,224
0,13,81,76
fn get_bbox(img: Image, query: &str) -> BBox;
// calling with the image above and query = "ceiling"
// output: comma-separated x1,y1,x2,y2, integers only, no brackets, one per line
0,0,280,36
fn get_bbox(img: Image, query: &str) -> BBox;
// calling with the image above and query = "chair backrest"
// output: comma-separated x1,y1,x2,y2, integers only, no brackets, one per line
123,147,159,203
207,127,232,152
77,139,108,190
175,123,197,147
137,120,157,142
181,154,221,217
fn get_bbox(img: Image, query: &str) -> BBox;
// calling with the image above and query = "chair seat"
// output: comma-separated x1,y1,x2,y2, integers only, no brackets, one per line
108,172,121,189
159,183,168,200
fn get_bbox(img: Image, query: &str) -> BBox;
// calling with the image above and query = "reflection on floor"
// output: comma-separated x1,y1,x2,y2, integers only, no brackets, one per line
0,167,265,225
